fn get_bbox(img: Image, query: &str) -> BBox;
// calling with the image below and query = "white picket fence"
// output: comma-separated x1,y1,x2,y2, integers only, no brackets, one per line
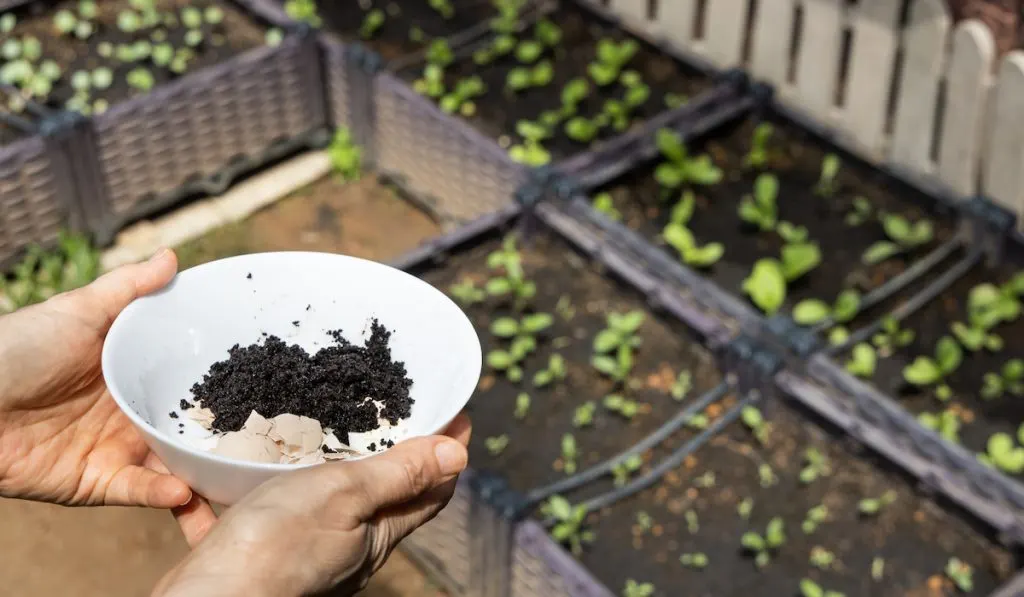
581,0,1024,230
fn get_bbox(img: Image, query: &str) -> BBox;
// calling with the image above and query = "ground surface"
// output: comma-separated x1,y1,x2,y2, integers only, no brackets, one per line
0,174,445,597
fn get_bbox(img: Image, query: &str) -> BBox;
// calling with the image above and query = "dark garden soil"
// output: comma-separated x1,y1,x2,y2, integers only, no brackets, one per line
0,0,266,142
843,260,1024,472
576,401,1015,597
597,116,959,318
416,228,729,493
312,0,495,61
401,2,710,162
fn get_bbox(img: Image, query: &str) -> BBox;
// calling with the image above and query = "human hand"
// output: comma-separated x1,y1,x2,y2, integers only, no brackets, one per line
0,248,192,507
155,414,471,597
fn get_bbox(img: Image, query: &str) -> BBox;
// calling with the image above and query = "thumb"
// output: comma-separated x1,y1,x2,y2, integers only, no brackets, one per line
340,436,467,520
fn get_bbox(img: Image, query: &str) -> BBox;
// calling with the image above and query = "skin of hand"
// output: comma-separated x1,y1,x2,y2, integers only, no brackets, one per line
154,414,471,597
0,248,192,507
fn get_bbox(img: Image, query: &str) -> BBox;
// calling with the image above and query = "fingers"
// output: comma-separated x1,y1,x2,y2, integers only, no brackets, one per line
374,477,458,553
68,248,178,332
339,435,467,520
173,493,219,548
103,464,193,508
442,412,472,447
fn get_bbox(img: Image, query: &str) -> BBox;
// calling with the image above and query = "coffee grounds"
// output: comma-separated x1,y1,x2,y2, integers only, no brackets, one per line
188,320,413,443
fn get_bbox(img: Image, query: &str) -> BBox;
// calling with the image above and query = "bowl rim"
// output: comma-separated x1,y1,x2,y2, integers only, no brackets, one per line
101,250,482,471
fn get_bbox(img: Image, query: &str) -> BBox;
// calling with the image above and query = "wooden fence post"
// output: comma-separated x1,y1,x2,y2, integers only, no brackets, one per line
983,51,1024,229
841,0,902,157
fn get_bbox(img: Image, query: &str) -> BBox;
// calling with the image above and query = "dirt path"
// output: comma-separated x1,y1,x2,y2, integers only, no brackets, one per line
0,174,445,597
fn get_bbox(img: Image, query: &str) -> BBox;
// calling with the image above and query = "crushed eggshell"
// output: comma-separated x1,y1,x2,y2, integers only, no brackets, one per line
268,413,323,457
242,410,273,436
186,406,215,428
212,430,280,464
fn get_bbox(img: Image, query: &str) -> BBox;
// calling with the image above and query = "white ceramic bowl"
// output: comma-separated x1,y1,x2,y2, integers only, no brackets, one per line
102,251,481,505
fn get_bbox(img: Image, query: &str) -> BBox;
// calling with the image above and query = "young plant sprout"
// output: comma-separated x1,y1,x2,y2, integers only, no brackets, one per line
428,0,455,19
542,495,594,555
485,235,537,309
777,221,810,243
408,25,425,43
515,39,544,64
1,13,15,34
359,9,385,39
622,579,654,597
845,196,873,226
506,60,553,91
758,463,778,488
54,9,78,34
903,336,962,401
664,92,687,109
327,127,362,182
918,408,961,443
204,6,224,25
679,552,708,569
980,430,1024,474
592,311,644,383
473,33,516,65
635,510,653,533
426,38,454,67
793,289,861,326
284,0,320,27
684,509,699,533
561,433,578,474
844,343,877,379
560,77,591,118
741,406,771,445
671,370,692,400
809,546,836,569
950,281,1021,352
663,192,724,268
945,557,974,592
440,76,486,116
531,19,562,47
738,174,779,231
743,241,822,315
862,212,934,265
741,517,785,567
685,413,708,430
126,67,155,91
184,29,204,48
588,38,638,86
694,471,715,488
509,140,551,166
744,122,773,169
0,232,100,312
514,392,531,419
485,434,509,456
592,192,622,221
555,295,576,321
872,316,915,356
533,353,567,387
814,153,841,196
828,326,849,347
180,6,202,29
487,313,554,382
565,116,601,143
573,401,596,428
799,578,845,597
872,557,885,581
737,498,754,519
655,129,723,190
603,394,641,419
858,490,897,515
612,453,642,486
800,447,831,484
981,359,1024,399
802,505,827,534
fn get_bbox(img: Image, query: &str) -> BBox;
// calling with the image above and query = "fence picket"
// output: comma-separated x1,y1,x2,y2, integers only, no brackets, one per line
704,0,749,68
937,21,994,197
792,0,845,121
609,0,649,30
982,52,1024,228
841,0,902,156
749,0,797,89
653,0,698,49
889,0,950,174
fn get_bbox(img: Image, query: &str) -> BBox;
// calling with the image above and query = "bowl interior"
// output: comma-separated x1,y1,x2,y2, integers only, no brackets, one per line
102,252,481,455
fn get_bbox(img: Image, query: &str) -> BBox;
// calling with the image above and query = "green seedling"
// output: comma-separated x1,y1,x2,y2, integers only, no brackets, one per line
902,335,962,401
872,557,885,581
945,557,973,593
184,29,204,48
918,409,961,443
71,70,92,91
2,38,21,61
845,196,873,226
684,509,699,533
359,9,385,39
980,431,1024,474
800,447,831,484
982,359,1024,399
828,326,849,346
592,311,644,383
532,18,561,46
809,546,836,570
565,116,601,143
515,39,543,64
758,463,778,488
180,5,202,28
0,232,100,313
485,434,509,455
664,92,687,109
844,343,877,379
205,6,224,25
612,453,642,486
487,313,553,382
117,10,141,32
449,279,484,305
872,316,915,356
514,392,531,419
152,43,174,67
601,98,631,132
814,153,841,196
592,192,621,222
54,9,77,34
793,289,861,326
694,471,716,488
858,490,897,516
74,16,93,38
663,192,724,269
635,511,653,533
573,401,596,428
776,221,809,244
741,517,785,568
440,76,486,116
426,39,454,67
485,235,537,309
737,498,754,520
679,552,708,569
408,26,425,43
560,77,591,118
126,68,155,92
429,0,455,19
744,122,773,168
542,496,594,555
91,67,113,90
1,13,15,34
799,578,845,597
508,141,551,166
743,242,822,315
741,406,771,445
622,580,654,597
473,33,516,65
802,505,827,534
506,60,553,91
327,127,361,182
671,370,692,401
533,353,567,387
603,394,640,419
654,129,722,189
284,0,320,27
588,38,638,86
738,174,778,231
950,282,1021,352
862,213,934,265
561,433,578,474
685,413,708,430
413,64,446,98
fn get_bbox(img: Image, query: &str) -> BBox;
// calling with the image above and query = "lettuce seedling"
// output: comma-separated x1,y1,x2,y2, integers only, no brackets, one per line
184,29,204,48
54,9,77,34
428,0,454,19
359,9,385,39
327,127,361,182
440,75,486,116
488,313,553,381
603,394,640,419
592,311,644,383
918,408,961,443
793,289,861,326
533,353,567,387
844,343,877,378
514,392,531,419
623,580,654,597
485,434,509,455
743,242,821,315
741,517,785,567
679,553,708,569
602,98,629,131
744,122,773,168
592,192,621,221
265,28,284,47
738,174,778,231
486,235,537,308
561,433,578,474
515,39,543,64
800,447,831,484
662,192,724,268
980,431,1024,474
809,546,835,569
565,116,600,143
426,39,454,66
449,279,485,305
508,141,550,166
903,336,962,401
845,196,873,226
741,406,771,445
284,0,320,27
950,282,1020,352
737,498,754,520
814,153,841,196
654,129,722,189
205,6,224,25
560,77,591,117
587,38,638,86
542,495,593,555
664,92,687,109
572,401,596,428
862,213,934,265
612,453,642,486
872,316,915,356
534,19,562,46
413,64,446,98
1,13,15,34
802,505,827,534
857,490,896,516
981,359,1024,400
799,579,844,597
945,558,973,593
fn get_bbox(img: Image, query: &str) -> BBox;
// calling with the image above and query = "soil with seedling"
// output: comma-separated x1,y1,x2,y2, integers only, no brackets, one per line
596,116,958,317
843,260,1024,474
309,0,496,61
402,3,710,163
416,229,726,493
0,0,266,144
184,319,413,444
574,401,1013,597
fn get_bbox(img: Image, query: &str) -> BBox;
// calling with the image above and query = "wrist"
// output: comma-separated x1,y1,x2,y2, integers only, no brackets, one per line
153,544,304,597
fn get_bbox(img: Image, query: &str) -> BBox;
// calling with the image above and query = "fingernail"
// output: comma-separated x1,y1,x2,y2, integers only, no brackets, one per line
435,440,467,476
149,247,170,262
179,491,193,507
